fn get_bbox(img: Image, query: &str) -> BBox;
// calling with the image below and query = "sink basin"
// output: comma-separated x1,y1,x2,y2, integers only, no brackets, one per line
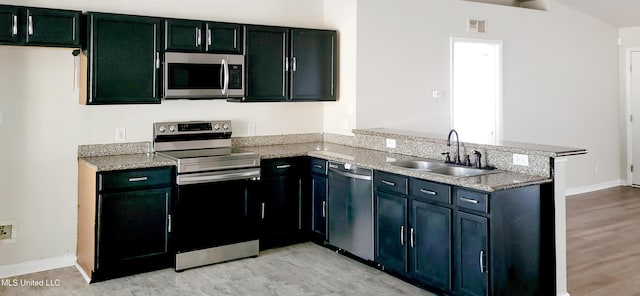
389,159,499,177
389,160,446,170
430,166,498,177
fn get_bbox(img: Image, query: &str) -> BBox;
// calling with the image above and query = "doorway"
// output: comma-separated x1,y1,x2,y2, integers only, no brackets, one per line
451,38,502,145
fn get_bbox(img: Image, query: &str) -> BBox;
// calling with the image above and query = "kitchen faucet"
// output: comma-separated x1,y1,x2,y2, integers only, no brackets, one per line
447,129,462,165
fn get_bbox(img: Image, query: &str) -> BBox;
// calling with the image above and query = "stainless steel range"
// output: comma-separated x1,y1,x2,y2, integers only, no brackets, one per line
154,120,260,271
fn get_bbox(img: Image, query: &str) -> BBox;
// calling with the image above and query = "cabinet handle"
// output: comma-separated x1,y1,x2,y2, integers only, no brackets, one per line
400,226,405,245
410,228,415,248
128,177,148,182
292,57,297,72
480,250,487,273
460,197,479,204
276,164,291,169
419,189,437,195
72,17,76,40
313,164,323,169
167,214,172,233
12,15,18,36
28,16,34,36
381,180,396,187
195,27,201,47
233,29,238,49
322,201,326,218
261,203,266,219
285,58,290,72
207,29,212,47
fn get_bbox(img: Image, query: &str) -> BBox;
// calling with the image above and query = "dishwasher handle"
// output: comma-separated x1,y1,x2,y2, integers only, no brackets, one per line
328,168,372,181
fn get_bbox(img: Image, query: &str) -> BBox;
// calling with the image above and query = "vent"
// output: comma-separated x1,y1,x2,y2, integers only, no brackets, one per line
468,19,486,33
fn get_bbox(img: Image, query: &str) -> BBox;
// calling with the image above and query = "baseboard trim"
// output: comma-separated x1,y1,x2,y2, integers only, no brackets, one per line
0,255,76,279
566,179,624,196
74,263,91,283
558,292,571,296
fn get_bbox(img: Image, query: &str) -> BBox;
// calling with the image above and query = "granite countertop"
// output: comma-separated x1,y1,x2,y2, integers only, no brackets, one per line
79,153,176,172
245,142,552,192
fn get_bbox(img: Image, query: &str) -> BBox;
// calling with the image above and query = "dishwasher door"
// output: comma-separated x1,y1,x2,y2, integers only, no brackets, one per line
327,161,374,261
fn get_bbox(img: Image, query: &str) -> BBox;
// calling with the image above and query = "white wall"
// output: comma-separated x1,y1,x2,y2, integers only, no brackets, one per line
355,0,622,191
0,0,326,267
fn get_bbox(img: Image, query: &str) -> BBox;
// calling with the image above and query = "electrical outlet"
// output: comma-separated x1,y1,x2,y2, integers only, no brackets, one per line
513,154,529,166
247,122,256,136
0,225,12,240
386,138,397,149
115,128,126,142
0,220,17,244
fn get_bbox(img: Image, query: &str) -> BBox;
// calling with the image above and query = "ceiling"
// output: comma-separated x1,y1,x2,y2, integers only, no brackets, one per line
558,0,640,27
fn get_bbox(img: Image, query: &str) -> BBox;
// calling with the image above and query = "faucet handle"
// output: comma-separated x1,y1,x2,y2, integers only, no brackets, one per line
441,152,451,163
463,155,471,167
473,150,482,169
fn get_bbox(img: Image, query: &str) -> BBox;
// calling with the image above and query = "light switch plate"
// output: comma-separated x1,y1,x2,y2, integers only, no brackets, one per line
115,128,126,142
513,154,529,166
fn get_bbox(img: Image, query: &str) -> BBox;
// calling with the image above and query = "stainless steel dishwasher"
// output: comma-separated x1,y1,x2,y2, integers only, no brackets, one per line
327,161,374,261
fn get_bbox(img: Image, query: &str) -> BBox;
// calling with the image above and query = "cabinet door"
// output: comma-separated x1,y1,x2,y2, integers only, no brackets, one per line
410,200,452,291
456,212,489,296
290,29,337,101
25,8,79,46
205,22,242,53
165,19,202,52
311,173,327,238
375,191,408,274
0,6,20,43
87,13,161,104
244,26,289,101
259,174,301,249
97,187,170,270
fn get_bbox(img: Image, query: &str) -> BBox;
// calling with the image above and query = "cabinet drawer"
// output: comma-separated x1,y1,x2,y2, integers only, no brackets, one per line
374,171,408,195
410,178,451,204
310,158,327,175
455,189,488,213
99,167,174,192
261,157,300,176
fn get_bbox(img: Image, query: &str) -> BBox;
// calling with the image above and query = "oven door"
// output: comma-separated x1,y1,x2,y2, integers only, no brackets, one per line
173,168,260,254
164,52,244,99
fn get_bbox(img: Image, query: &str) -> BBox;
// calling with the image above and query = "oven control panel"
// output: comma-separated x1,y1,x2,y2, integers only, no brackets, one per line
154,120,232,135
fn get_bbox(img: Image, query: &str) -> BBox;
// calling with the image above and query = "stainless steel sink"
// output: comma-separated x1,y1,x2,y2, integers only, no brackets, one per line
388,160,446,170
430,166,498,177
389,159,499,177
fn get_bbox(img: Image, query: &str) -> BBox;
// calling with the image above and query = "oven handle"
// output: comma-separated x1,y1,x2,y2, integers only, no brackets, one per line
177,169,260,185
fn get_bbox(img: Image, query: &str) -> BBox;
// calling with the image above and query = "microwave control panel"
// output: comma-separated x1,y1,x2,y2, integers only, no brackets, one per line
229,65,243,89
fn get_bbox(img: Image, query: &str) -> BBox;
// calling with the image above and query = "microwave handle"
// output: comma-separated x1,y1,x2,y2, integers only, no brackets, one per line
222,58,229,95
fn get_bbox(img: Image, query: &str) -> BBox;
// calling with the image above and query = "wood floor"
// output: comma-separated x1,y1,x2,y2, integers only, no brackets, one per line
567,186,640,296
0,242,435,296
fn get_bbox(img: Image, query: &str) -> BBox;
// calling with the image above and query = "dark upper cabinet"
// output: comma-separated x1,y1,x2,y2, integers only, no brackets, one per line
456,211,489,296
164,19,242,53
241,25,337,102
0,5,79,47
82,13,162,104
290,29,336,101
244,25,289,102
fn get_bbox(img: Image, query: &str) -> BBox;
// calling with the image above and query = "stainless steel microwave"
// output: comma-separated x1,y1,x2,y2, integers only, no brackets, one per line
163,52,244,99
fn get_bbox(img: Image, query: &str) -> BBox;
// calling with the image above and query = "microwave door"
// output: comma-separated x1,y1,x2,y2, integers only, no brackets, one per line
164,53,226,99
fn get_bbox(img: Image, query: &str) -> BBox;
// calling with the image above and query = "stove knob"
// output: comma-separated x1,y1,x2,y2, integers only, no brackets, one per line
158,125,166,133
222,123,229,130
169,125,176,132
213,123,220,130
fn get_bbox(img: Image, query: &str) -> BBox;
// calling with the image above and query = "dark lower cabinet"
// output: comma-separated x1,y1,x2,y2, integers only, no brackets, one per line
455,211,489,296
310,172,327,239
411,200,452,291
375,191,408,274
77,165,174,282
0,5,80,47
82,13,162,104
258,157,305,250
97,188,171,271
